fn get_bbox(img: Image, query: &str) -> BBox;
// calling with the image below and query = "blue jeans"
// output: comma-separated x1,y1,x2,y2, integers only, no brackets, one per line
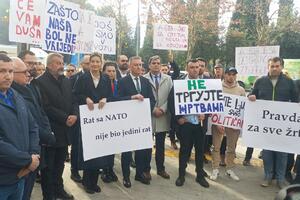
0,179,25,200
262,150,287,182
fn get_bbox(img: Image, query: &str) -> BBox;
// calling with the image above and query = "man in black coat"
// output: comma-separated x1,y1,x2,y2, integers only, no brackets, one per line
11,57,56,200
0,54,40,200
168,59,210,188
37,53,78,200
116,55,129,80
118,56,155,188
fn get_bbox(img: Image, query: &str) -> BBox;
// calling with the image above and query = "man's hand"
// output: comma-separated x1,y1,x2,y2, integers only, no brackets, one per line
198,114,205,121
98,98,107,109
86,97,94,110
66,115,77,127
153,107,164,117
177,117,187,125
131,94,144,101
248,95,256,102
28,154,40,172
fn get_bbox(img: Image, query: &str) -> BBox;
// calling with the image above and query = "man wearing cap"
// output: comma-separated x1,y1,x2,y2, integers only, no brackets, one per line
210,67,246,182
248,57,298,189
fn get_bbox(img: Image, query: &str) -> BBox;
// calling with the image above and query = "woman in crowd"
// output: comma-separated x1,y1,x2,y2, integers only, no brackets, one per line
73,53,112,194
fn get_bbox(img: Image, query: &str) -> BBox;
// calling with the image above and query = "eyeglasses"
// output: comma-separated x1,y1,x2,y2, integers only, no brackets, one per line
14,70,29,74
121,60,128,62
25,61,38,66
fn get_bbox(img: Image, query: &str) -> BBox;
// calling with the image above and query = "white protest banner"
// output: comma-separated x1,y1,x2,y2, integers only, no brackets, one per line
211,94,246,130
242,100,300,154
75,9,95,53
9,0,45,45
80,99,153,161
235,46,280,76
93,16,116,55
43,0,80,54
153,23,188,51
173,79,224,115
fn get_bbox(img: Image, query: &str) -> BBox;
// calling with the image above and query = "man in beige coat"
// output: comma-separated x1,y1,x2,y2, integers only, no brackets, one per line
144,55,173,179
210,67,246,182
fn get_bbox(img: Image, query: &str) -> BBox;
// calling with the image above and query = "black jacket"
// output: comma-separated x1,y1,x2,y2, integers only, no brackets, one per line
37,69,78,147
73,72,112,105
250,73,298,103
0,89,39,185
73,72,114,170
11,82,56,146
118,75,156,111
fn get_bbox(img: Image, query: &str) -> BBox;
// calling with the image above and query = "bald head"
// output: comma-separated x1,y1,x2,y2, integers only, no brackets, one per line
12,57,27,71
11,57,30,86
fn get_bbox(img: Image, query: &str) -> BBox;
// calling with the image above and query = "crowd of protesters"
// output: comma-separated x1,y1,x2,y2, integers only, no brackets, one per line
0,50,299,200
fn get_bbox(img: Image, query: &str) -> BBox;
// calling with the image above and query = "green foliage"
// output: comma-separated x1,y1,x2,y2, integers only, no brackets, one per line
140,6,168,67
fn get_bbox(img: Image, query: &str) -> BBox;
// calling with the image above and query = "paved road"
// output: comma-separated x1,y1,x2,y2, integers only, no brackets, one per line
32,139,280,200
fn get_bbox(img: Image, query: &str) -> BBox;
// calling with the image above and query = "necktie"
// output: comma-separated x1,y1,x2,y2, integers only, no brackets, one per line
135,77,141,93
154,75,159,90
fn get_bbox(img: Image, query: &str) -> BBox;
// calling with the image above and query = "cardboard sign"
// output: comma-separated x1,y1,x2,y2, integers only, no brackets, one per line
80,99,153,161
153,23,188,51
173,79,224,115
9,0,45,45
235,46,280,76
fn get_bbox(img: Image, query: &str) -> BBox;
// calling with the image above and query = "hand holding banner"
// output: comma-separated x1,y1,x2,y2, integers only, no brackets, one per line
173,79,224,115
80,99,153,161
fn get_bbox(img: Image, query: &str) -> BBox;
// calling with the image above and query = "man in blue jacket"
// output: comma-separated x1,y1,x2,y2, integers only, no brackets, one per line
0,54,40,200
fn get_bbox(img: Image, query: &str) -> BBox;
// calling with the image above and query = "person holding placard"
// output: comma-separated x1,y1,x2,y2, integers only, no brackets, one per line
73,53,113,194
248,57,298,189
144,55,173,179
169,59,210,188
100,61,119,183
118,56,155,187
209,67,246,182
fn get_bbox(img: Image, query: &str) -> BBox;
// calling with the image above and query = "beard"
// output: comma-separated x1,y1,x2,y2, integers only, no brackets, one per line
58,68,64,76
119,63,128,71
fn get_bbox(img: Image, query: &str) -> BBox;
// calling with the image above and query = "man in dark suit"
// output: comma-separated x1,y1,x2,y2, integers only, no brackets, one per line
37,53,78,200
68,54,90,183
169,59,210,188
118,56,155,188
116,55,129,80
69,54,90,88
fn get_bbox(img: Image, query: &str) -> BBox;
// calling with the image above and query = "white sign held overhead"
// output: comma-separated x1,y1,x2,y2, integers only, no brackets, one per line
242,100,300,154
43,0,80,54
235,46,280,76
80,99,153,161
9,0,45,45
153,23,188,51
75,9,95,54
93,16,116,55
